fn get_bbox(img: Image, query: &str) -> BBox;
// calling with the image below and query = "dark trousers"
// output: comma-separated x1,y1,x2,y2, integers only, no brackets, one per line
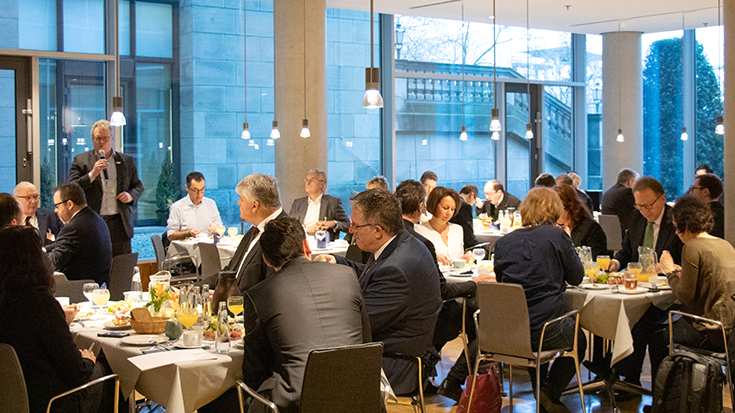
616,304,677,383
433,300,478,384
103,214,131,257
529,316,587,402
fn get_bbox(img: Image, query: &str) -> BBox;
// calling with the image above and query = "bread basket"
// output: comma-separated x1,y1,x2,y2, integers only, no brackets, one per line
129,317,169,334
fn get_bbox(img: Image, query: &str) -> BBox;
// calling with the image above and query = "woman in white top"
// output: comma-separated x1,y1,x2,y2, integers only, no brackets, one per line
415,186,474,266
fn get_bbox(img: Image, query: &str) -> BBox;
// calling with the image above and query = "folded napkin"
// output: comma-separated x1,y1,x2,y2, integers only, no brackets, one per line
128,349,217,371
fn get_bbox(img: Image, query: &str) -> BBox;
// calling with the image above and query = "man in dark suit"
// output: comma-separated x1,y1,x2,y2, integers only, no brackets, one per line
203,174,286,294
14,182,63,246
316,189,442,395
289,168,349,240
450,185,479,248
68,120,144,257
689,173,724,238
601,168,638,233
47,182,112,286
475,180,521,221
240,217,369,413
608,177,683,385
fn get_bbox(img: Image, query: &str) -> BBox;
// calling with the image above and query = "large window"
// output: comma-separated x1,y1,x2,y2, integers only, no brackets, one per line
586,34,602,190
694,26,724,179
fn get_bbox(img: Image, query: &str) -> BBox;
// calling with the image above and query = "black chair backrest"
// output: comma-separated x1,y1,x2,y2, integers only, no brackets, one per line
0,343,30,413
108,253,139,301
198,243,221,281
300,342,383,413
151,235,165,270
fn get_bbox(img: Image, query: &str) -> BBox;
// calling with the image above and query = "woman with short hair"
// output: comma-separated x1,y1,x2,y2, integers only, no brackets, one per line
494,187,586,412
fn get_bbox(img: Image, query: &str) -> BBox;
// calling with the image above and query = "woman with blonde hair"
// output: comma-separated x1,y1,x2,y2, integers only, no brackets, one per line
494,187,585,412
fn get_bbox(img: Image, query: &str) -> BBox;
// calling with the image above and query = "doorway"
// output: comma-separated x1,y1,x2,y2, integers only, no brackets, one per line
0,56,33,192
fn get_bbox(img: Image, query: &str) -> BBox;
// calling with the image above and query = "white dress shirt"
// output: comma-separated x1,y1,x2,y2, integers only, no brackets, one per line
167,196,223,236
414,221,465,261
303,194,322,228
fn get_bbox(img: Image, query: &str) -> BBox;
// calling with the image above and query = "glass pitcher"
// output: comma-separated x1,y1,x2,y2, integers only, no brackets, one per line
576,246,592,263
637,246,658,282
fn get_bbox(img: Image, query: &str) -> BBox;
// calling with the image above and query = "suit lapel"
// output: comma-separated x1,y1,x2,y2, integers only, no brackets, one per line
318,195,328,222
115,152,124,193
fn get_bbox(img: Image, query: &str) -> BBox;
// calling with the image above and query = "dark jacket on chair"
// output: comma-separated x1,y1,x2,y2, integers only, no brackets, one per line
613,205,683,269
289,194,350,240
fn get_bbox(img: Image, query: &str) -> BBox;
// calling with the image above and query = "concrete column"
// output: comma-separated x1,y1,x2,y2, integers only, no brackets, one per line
725,0,735,242
273,0,328,209
601,31,643,190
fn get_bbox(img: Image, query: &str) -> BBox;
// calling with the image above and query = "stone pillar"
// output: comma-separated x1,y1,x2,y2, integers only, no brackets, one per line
601,31,643,190
273,0,328,209
725,0,735,242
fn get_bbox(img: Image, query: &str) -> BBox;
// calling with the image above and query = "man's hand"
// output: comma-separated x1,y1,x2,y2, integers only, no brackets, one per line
657,250,675,274
189,229,201,238
475,198,485,209
316,220,336,231
91,158,108,180
305,223,318,234
473,273,496,283
46,230,55,241
608,259,621,272
117,191,133,203
312,254,336,264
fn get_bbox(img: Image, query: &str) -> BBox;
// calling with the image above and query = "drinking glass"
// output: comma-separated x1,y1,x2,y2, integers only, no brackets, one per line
177,286,199,330
584,262,598,281
623,271,638,290
472,248,485,263
627,262,643,281
596,255,611,272
215,225,226,236
228,296,244,326
91,288,110,315
227,227,238,238
83,282,99,304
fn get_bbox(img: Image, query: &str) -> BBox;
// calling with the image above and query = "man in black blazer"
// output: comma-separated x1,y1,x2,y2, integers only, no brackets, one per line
608,177,683,385
68,120,144,257
240,217,370,413
317,189,442,395
601,168,638,233
475,180,521,221
14,182,63,246
47,182,112,286
202,174,285,294
689,173,724,238
450,185,479,248
289,168,349,240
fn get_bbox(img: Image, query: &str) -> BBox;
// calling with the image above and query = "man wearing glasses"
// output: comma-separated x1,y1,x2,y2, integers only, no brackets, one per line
13,181,62,246
167,172,223,241
68,120,144,257
608,177,683,387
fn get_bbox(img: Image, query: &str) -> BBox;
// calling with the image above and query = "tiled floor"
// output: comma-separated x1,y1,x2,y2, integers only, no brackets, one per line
387,338,733,413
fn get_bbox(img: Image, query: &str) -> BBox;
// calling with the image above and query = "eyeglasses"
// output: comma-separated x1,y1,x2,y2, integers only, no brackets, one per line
92,135,111,142
349,221,373,230
17,195,40,201
187,186,206,194
304,178,324,184
54,200,69,208
689,185,703,191
634,194,663,211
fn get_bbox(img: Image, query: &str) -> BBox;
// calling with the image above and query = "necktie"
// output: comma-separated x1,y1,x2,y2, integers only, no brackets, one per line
24,216,31,227
642,221,654,249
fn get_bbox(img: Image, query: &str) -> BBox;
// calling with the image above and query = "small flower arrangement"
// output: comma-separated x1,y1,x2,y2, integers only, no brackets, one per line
145,283,169,314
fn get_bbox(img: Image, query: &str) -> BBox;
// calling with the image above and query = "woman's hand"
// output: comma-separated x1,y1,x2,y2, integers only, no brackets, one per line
63,305,79,326
657,250,675,274
437,253,453,266
461,251,476,265
80,349,96,363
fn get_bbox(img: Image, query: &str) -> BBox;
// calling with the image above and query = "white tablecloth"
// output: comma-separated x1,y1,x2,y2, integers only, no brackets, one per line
71,317,243,413
474,230,503,251
309,242,349,257
168,239,239,268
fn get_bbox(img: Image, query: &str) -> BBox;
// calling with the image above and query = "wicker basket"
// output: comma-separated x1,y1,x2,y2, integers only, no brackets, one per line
129,317,169,334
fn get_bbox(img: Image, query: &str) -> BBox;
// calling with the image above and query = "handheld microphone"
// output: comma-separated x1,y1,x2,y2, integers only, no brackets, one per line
98,149,109,180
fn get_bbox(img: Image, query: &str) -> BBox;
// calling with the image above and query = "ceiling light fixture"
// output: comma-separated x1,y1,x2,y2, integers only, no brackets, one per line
110,96,126,126
363,0,383,108
616,21,624,143
715,0,725,135
524,0,533,139
680,127,688,141
241,122,250,140
110,1,126,128
301,1,310,138
241,7,250,140
270,120,280,139
680,13,688,142
459,0,468,141
270,4,279,140
489,0,501,133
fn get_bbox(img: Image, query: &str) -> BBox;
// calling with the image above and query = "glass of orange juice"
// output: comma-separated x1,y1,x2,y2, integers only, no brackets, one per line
627,262,645,282
596,255,611,272
228,296,244,327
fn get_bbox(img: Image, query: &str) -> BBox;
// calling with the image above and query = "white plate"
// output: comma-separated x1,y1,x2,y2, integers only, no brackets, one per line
104,320,132,330
580,283,610,290
615,287,649,295
120,334,169,346
174,342,210,349
640,282,671,290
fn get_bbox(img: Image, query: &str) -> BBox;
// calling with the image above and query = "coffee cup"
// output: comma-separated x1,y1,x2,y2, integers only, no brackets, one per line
182,330,203,347
452,259,466,269
56,297,70,307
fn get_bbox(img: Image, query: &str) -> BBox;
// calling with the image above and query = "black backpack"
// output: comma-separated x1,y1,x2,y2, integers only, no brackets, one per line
651,350,724,413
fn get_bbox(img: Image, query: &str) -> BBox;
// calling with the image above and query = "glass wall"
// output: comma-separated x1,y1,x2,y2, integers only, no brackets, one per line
0,70,16,191
586,34,602,190
543,86,573,177
642,31,684,200
694,26,724,179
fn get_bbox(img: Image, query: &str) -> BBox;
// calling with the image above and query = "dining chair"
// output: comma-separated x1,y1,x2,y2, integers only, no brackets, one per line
598,214,622,252
154,234,199,285
236,342,384,413
198,242,223,281
383,353,427,413
108,252,138,301
467,282,585,413
668,310,734,403
0,343,120,413
151,235,166,271
53,273,95,304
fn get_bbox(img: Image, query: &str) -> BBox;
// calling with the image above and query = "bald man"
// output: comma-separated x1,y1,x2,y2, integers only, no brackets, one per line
13,182,63,246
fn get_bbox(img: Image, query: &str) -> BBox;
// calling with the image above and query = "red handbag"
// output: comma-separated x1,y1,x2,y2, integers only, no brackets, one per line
456,364,502,413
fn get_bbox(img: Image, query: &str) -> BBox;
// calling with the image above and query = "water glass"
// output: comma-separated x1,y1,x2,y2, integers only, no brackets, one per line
472,248,485,263
91,288,110,315
83,282,99,304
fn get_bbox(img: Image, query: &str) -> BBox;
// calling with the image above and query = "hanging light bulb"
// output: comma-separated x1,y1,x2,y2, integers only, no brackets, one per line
525,123,534,140
490,108,501,132
716,116,725,135
110,96,126,126
616,129,625,142
300,119,311,138
680,127,688,141
270,121,280,139
241,122,250,140
491,131,500,140
459,126,468,141
362,0,383,108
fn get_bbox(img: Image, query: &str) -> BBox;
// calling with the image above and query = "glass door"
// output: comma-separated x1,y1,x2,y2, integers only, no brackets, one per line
0,56,33,192
504,83,539,199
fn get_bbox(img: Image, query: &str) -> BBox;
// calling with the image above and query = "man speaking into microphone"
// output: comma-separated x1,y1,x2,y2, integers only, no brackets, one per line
69,120,144,256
